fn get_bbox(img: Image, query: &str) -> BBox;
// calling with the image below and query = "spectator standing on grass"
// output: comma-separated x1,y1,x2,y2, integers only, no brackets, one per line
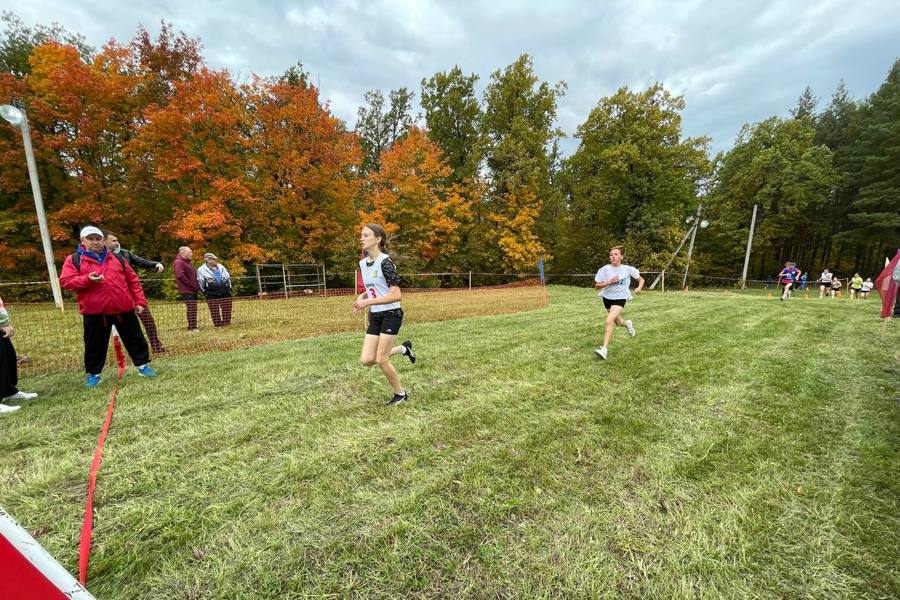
353,224,416,406
850,273,864,300
593,246,644,361
799,272,808,290
104,231,166,353
818,268,833,298
197,253,233,327
59,226,157,388
0,295,38,415
174,246,200,332
777,262,801,300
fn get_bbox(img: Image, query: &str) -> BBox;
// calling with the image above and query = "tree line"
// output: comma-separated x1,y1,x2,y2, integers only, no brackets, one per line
1,13,897,291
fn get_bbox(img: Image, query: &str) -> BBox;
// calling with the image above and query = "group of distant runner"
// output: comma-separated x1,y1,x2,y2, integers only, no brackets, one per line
776,263,874,301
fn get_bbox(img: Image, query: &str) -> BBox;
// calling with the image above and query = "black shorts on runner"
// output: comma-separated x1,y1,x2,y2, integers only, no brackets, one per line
602,297,626,310
367,308,403,336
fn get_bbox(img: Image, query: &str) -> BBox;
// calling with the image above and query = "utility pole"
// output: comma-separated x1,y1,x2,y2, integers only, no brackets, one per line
1,104,63,309
681,204,703,289
741,204,758,288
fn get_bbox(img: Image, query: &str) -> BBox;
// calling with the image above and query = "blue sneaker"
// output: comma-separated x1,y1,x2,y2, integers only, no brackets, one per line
137,364,157,378
85,374,102,388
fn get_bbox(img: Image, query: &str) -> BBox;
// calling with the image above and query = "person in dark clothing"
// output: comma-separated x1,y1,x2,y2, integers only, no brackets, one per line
173,246,200,332
0,295,38,414
59,226,157,388
197,253,233,327
104,232,167,353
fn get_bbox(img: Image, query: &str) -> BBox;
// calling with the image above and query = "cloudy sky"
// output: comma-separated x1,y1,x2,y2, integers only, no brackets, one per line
9,0,900,154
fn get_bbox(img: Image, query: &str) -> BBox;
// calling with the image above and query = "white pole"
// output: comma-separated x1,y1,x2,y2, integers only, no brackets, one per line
468,270,472,291
681,204,703,289
741,204,758,289
19,109,63,310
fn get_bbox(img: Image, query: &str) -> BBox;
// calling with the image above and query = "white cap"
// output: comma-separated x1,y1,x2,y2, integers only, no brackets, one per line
80,226,104,239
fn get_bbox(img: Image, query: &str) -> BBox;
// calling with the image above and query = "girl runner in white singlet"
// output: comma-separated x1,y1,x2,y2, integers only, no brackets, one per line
593,246,644,360
353,224,416,406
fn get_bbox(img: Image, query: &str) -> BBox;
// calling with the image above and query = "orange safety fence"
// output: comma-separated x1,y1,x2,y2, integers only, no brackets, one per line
9,280,547,377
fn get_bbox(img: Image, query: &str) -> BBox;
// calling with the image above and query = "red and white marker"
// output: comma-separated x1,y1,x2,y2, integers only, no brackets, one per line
0,507,95,600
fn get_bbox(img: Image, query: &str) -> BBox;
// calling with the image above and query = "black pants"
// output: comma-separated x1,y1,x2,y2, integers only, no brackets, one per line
208,295,233,327
137,306,165,353
181,293,198,330
0,336,18,398
83,312,151,375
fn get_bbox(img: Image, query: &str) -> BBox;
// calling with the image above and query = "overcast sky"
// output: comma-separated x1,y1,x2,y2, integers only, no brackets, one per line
8,0,900,154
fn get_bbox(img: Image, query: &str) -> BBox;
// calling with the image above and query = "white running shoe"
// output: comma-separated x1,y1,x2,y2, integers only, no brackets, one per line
594,347,608,360
4,391,37,401
625,320,635,337
0,404,21,414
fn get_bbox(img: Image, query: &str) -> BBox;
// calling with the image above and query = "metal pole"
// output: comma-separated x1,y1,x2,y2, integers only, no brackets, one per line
322,265,328,298
281,264,288,299
649,225,694,290
741,204,758,289
255,264,262,295
19,109,63,310
661,270,665,293
681,223,698,289
468,270,472,291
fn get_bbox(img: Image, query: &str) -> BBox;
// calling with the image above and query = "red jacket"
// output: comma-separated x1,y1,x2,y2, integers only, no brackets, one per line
173,255,200,294
59,247,148,315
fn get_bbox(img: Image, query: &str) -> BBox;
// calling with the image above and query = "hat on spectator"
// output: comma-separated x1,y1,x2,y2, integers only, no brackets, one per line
80,225,104,239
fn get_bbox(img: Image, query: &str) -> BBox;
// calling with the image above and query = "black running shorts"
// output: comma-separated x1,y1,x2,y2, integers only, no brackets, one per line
602,297,626,310
367,308,403,336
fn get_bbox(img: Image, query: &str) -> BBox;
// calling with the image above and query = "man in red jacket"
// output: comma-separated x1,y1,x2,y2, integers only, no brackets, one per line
59,226,157,388
173,246,200,332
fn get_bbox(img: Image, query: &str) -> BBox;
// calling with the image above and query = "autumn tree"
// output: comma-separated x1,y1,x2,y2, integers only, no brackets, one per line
362,126,473,271
420,66,482,183
481,54,564,270
355,87,414,174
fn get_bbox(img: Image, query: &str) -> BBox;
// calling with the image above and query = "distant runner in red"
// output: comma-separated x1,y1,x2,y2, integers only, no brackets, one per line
352,224,416,406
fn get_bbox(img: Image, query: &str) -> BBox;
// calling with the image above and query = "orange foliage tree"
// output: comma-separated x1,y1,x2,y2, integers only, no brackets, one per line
362,126,474,271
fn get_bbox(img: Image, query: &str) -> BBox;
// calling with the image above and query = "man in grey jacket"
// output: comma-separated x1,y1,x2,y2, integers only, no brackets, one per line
105,232,167,353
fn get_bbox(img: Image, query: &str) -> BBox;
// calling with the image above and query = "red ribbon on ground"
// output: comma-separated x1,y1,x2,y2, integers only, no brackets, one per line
78,334,126,586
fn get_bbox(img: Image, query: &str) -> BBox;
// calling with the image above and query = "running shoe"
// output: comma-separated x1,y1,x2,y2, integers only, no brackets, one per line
0,404,20,414
137,364,157,378
386,392,408,406
594,347,608,360
625,320,635,337
3,391,37,401
85,374,102,388
402,340,416,364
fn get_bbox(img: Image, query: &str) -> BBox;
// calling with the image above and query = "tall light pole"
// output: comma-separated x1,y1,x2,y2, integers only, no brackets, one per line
681,204,709,289
740,204,758,289
1,104,63,309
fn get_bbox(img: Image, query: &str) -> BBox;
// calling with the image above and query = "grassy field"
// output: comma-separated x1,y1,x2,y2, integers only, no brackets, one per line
8,284,547,376
1,287,898,599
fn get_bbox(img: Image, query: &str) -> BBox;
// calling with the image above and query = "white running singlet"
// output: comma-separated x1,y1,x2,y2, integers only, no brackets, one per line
359,253,401,313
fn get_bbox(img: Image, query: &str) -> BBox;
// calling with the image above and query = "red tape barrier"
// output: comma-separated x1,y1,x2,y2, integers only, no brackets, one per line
78,334,126,586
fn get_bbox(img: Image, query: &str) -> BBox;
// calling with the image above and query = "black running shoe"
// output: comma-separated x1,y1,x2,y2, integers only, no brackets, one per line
402,340,416,364
386,392,408,406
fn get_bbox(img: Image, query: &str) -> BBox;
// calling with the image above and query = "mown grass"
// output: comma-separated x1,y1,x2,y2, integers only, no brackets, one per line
9,284,546,376
1,287,898,599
